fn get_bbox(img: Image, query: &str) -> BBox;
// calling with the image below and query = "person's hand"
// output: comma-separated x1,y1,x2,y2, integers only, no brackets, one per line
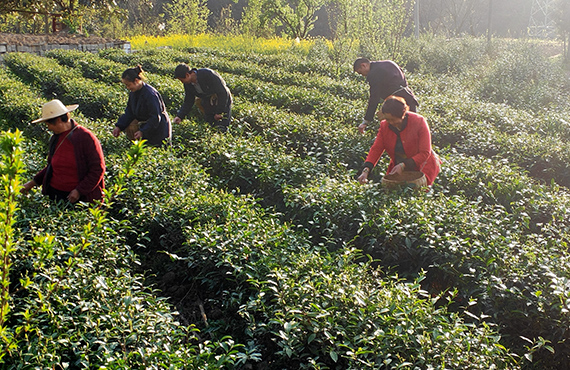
20,180,36,194
134,130,143,140
358,168,370,184
214,113,223,121
389,163,405,175
358,123,367,134
173,116,182,124
112,126,121,138
67,189,80,203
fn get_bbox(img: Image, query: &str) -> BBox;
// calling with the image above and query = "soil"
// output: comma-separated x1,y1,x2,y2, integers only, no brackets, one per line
0,32,126,46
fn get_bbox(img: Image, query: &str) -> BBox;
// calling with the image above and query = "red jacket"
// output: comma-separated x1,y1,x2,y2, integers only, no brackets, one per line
35,120,105,202
364,112,440,185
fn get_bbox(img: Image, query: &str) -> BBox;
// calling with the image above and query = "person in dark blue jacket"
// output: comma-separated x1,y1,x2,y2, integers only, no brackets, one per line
173,63,232,133
113,65,172,147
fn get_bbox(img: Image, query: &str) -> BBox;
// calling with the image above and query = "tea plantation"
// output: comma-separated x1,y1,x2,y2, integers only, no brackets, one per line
1,36,569,369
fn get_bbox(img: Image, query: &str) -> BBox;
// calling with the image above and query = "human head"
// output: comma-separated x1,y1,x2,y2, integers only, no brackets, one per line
121,65,145,83
381,95,409,119
353,57,371,76
122,65,145,92
32,99,78,124
45,112,73,134
174,63,197,83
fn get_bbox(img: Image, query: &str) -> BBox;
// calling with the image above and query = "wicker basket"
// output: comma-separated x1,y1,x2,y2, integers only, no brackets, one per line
381,171,427,189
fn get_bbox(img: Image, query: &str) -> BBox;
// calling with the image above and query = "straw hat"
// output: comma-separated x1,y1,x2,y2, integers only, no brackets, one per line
32,99,79,124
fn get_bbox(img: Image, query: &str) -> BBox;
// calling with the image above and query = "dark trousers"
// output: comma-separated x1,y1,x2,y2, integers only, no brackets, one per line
198,95,232,133
47,186,70,202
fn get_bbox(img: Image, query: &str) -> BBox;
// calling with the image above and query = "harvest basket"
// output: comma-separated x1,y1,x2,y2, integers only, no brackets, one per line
381,171,427,189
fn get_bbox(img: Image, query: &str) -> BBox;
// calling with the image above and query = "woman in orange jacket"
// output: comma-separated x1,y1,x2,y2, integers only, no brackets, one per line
357,95,440,186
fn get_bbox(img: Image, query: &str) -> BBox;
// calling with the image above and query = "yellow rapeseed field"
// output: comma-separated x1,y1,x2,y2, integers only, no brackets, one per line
128,34,318,54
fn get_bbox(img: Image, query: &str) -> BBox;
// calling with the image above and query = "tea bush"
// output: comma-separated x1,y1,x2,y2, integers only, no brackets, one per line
3,52,126,120
476,41,570,110
111,147,518,369
281,151,570,367
403,35,491,74
45,49,125,84
1,137,249,368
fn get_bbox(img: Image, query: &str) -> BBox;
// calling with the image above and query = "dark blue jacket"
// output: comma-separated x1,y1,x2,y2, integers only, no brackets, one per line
176,68,232,119
116,83,171,147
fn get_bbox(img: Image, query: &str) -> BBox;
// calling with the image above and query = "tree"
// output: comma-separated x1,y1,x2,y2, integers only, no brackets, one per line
326,0,360,72
243,0,328,39
0,0,120,34
240,0,277,37
553,0,570,60
163,0,210,34
0,0,118,15
418,0,486,36
357,0,414,61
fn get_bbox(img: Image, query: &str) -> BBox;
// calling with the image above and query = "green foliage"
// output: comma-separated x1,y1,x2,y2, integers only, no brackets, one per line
241,0,327,39
3,35,570,369
355,0,414,61
0,67,44,133
477,40,570,110
0,130,25,362
3,52,126,120
2,141,246,368
403,35,491,74
164,0,210,35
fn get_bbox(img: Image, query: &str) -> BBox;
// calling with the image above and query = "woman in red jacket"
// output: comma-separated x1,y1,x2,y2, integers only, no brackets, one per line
357,95,440,186
21,99,105,204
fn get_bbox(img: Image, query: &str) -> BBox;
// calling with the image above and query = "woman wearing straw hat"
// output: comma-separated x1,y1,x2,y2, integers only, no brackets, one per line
113,65,172,147
21,99,106,203
357,95,440,187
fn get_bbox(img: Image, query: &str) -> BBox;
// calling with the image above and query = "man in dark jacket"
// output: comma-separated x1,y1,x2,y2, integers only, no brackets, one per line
354,57,418,134
173,63,232,132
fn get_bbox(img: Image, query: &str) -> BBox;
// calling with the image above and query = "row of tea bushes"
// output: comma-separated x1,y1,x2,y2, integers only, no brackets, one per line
45,49,125,84
3,52,126,120
44,49,186,110
275,152,570,366
178,91,570,366
0,134,247,368
179,104,570,367
96,48,364,123
3,45,569,368
107,141,518,369
13,48,361,127
103,45,350,80
99,47,365,100
401,86,570,187
232,99,368,170
0,67,43,133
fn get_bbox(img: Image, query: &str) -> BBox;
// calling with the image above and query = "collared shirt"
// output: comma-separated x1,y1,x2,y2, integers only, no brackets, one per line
192,82,204,95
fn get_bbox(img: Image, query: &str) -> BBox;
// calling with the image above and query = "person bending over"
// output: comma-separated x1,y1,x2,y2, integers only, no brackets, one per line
113,65,172,147
21,99,105,204
358,96,440,186
173,63,232,133
354,57,419,134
